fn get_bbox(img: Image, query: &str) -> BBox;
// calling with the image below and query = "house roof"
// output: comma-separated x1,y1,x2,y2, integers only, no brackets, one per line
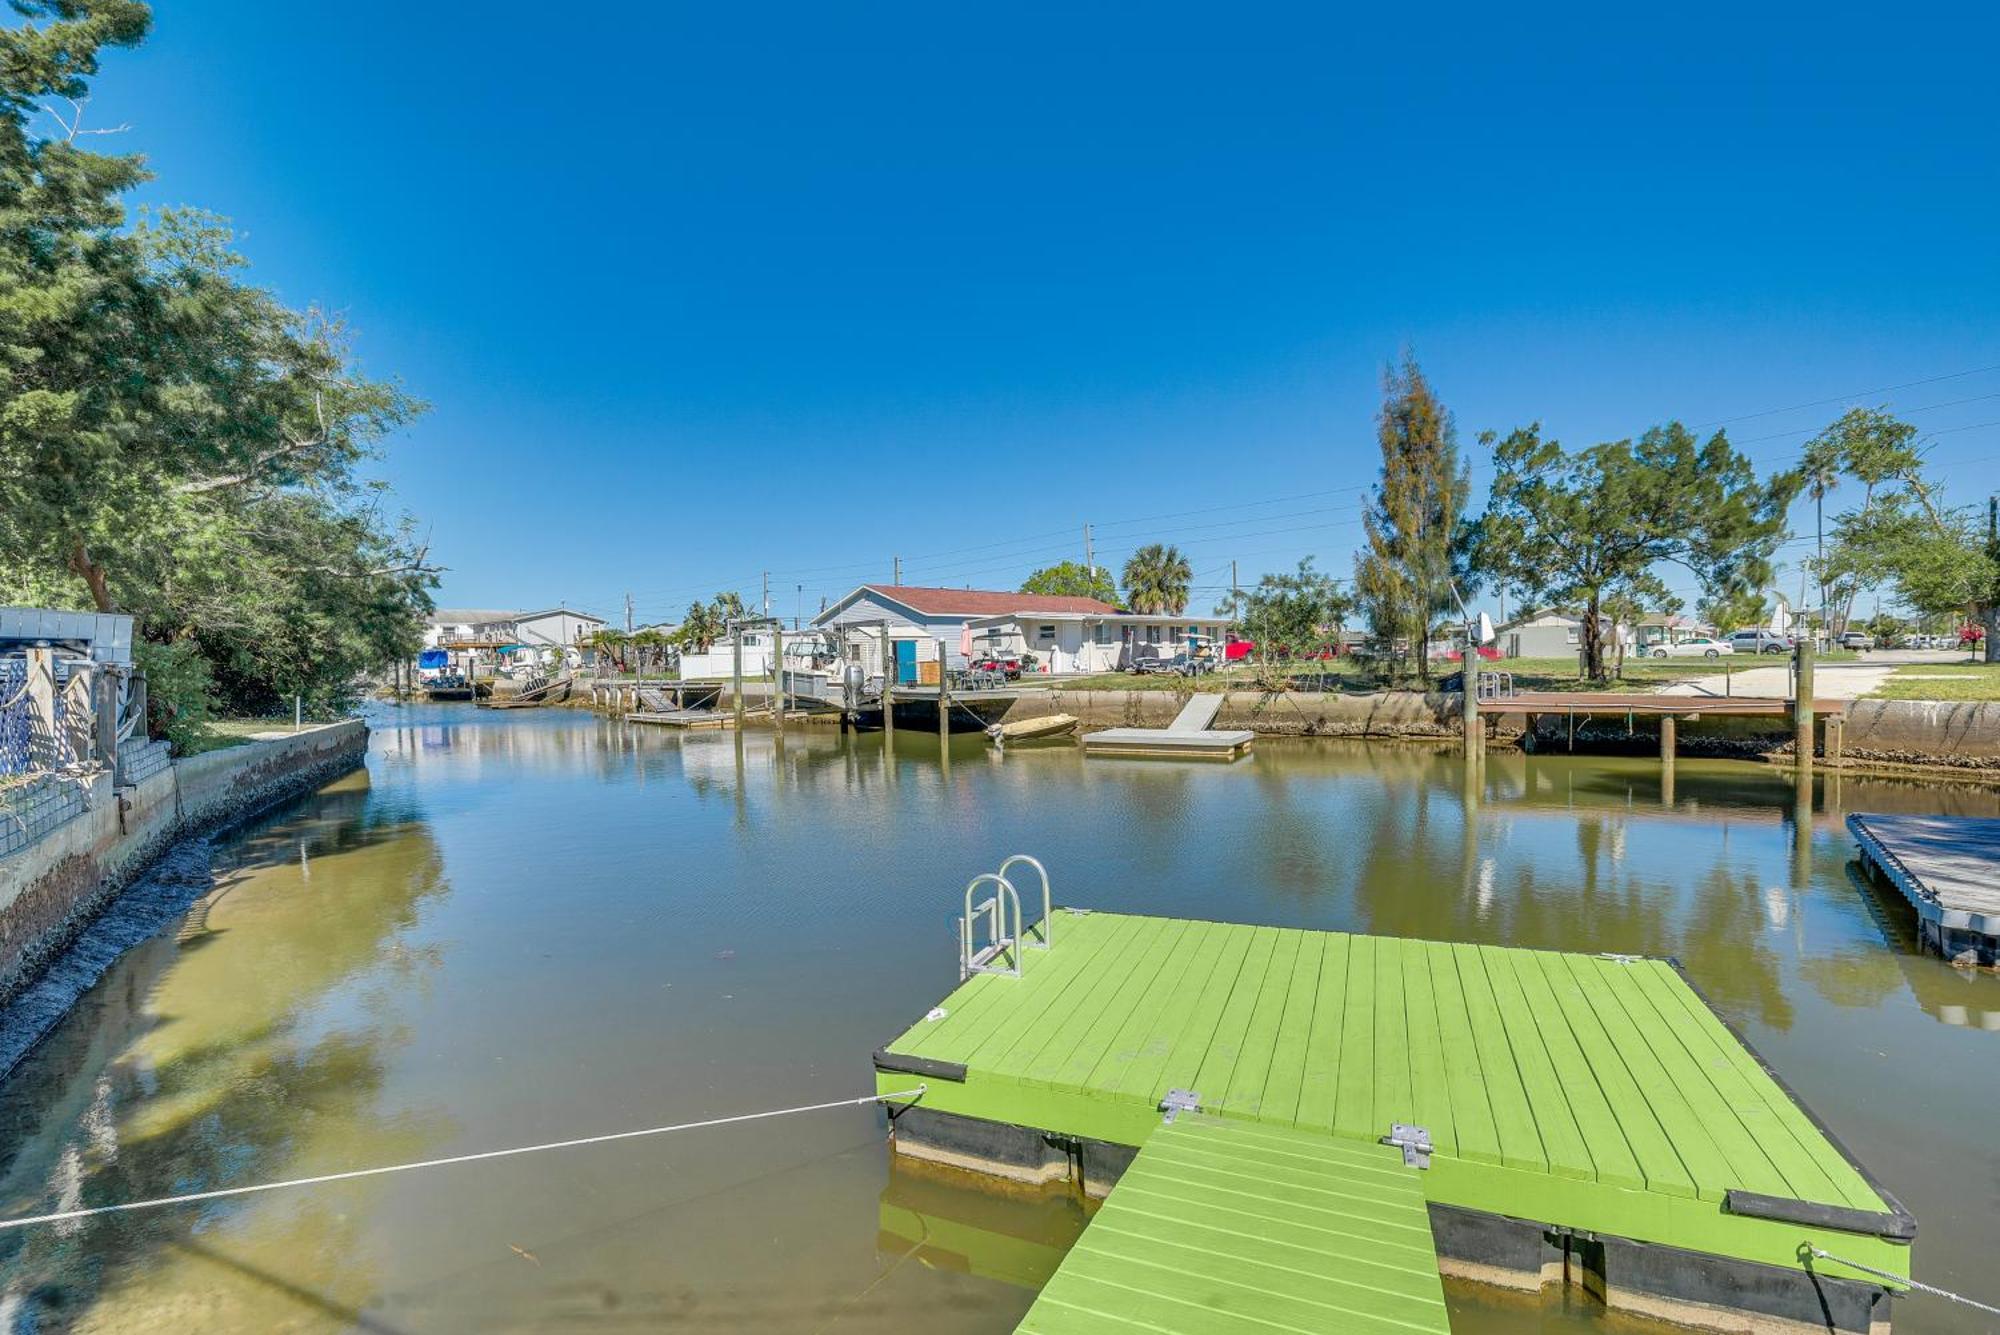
819,584,1123,621
428,608,519,625
515,607,607,625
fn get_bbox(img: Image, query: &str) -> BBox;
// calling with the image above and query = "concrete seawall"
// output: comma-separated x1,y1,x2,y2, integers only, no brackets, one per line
0,720,368,1008
994,689,2000,767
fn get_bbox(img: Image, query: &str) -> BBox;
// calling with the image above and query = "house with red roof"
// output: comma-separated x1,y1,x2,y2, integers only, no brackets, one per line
811,584,1229,679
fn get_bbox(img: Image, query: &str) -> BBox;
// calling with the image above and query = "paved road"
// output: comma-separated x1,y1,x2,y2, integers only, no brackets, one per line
1656,649,1972,701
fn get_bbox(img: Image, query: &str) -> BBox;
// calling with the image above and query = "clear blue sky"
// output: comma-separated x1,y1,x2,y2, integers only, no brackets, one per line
91,2,2000,625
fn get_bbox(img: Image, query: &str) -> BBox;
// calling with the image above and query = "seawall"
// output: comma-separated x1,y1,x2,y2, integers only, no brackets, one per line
995,689,2000,768
0,720,368,1009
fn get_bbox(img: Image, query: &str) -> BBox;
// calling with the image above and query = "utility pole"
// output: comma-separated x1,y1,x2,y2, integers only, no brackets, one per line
762,571,770,619
1084,523,1094,581
893,555,902,586
624,593,634,634
1231,560,1239,604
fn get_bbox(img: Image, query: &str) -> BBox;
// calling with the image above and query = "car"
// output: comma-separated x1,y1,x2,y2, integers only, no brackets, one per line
1838,631,1876,651
1650,636,1733,659
1728,630,1793,655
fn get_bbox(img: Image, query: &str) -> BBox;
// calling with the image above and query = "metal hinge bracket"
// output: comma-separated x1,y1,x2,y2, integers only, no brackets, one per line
1383,1122,1434,1168
1598,952,1643,965
1160,1089,1202,1125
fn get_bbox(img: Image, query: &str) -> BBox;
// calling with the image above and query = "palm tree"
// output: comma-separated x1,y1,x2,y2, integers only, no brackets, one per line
630,628,671,676
1800,437,1842,633
1122,543,1193,614
586,627,632,674
710,590,746,626
677,600,720,652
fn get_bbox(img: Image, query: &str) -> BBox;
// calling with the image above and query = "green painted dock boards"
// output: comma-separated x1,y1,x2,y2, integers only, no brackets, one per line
879,910,1910,1282
1016,1117,1449,1335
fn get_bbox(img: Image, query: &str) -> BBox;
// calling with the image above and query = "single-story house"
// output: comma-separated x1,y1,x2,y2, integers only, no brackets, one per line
1633,612,1716,650
811,585,1231,679
1494,610,1635,660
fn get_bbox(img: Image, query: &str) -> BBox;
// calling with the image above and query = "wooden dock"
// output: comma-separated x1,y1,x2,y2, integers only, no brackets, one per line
1480,691,1849,719
876,909,1912,1334
1017,1117,1448,1335
1849,812,2000,964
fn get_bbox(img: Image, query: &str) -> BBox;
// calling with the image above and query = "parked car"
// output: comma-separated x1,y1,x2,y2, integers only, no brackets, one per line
1650,636,1733,659
1837,631,1876,651
1728,630,1793,655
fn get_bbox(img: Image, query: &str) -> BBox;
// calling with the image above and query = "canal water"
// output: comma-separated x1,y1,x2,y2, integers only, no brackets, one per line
3,705,1998,1333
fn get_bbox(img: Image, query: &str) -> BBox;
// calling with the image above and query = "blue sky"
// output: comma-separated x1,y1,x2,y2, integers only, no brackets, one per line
90,3,2000,625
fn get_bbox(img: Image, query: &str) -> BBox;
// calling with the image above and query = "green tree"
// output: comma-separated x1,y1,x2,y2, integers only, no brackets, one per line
1217,558,1351,662
1473,422,1798,681
1022,560,1116,602
0,5,433,723
586,627,631,673
1697,588,1770,634
1121,543,1191,614
675,600,721,653
711,590,746,625
1353,356,1472,682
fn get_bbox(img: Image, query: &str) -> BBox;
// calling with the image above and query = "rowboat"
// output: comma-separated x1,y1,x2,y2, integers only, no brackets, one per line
986,713,1078,744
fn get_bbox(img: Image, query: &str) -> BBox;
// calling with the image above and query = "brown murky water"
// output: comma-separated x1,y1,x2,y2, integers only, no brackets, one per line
2,706,1997,1333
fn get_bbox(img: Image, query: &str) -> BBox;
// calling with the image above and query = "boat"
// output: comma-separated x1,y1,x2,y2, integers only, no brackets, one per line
480,673,573,709
986,713,1078,744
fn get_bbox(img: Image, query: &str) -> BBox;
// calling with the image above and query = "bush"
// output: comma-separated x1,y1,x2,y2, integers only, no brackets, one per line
133,639,216,755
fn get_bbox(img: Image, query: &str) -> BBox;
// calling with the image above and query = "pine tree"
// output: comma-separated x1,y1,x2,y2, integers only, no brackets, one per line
1353,356,1471,681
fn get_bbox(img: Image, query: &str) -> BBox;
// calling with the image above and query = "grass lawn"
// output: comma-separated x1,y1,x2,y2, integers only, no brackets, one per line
182,717,308,754
1868,663,2000,701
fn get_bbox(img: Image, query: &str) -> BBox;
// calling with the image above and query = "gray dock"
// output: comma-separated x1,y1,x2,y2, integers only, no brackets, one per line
1080,693,1253,759
1849,812,2000,964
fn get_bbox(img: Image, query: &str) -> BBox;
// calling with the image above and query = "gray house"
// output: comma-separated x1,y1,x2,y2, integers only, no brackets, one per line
1495,610,1634,660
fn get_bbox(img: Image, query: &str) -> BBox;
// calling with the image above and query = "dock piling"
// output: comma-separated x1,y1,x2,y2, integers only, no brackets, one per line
1794,637,1816,772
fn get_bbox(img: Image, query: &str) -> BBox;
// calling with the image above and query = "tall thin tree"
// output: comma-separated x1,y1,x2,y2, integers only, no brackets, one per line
1353,356,1472,680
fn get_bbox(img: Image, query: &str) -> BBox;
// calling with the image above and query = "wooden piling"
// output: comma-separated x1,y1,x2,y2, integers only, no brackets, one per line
1793,637,1815,772
732,628,745,728
937,638,949,741
1659,714,1676,763
772,623,785,733
880,630,895,742
1462,639,1481,760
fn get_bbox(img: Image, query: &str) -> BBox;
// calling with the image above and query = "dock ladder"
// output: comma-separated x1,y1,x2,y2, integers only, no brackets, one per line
959,854,1053,980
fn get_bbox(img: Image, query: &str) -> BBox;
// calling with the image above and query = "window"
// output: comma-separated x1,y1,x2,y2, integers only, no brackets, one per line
1564,627,1578,644
1037,623,1055,643
1093,621,1112,645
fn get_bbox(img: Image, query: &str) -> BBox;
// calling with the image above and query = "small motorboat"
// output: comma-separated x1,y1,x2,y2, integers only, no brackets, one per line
987,713,1078,745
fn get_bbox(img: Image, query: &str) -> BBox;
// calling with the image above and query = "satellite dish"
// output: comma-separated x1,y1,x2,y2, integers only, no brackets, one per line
1475,612,1496,645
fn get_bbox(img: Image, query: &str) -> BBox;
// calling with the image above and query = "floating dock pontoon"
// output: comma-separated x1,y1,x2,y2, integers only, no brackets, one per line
875,890,1914,1334
1080,694,1253,760
1849,811,2000,964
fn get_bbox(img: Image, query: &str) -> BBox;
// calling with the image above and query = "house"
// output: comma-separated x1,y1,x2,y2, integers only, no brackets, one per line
811,585,1231,679
1633,611,1716,650
1494,610,1635,660
423,606,606,671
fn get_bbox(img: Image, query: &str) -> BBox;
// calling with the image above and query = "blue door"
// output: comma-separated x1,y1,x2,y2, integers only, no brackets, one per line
894,639,918,684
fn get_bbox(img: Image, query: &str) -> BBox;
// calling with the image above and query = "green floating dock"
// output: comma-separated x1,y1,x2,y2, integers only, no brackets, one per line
1018,1117,1448,1335
876,910,1914,1333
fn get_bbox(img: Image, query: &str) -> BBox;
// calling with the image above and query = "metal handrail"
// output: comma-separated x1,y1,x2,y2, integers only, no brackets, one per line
997,854,1052,950
961,872,1023,979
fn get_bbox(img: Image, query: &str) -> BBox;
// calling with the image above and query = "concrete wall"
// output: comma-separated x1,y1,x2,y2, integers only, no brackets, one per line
1843,700,2000,764
0,719,367,1006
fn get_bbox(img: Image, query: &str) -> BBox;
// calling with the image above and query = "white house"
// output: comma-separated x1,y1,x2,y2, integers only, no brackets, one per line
1495,610,1635,660
811,585,1230,679
423,607,605,671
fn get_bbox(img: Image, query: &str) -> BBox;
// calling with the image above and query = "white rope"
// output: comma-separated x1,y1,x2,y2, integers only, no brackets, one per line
0,1085,926,1232
1808,1246,2000,1317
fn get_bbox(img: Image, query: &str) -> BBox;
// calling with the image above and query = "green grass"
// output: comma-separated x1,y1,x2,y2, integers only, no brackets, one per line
1868,663,2000,701
180,717,312,754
